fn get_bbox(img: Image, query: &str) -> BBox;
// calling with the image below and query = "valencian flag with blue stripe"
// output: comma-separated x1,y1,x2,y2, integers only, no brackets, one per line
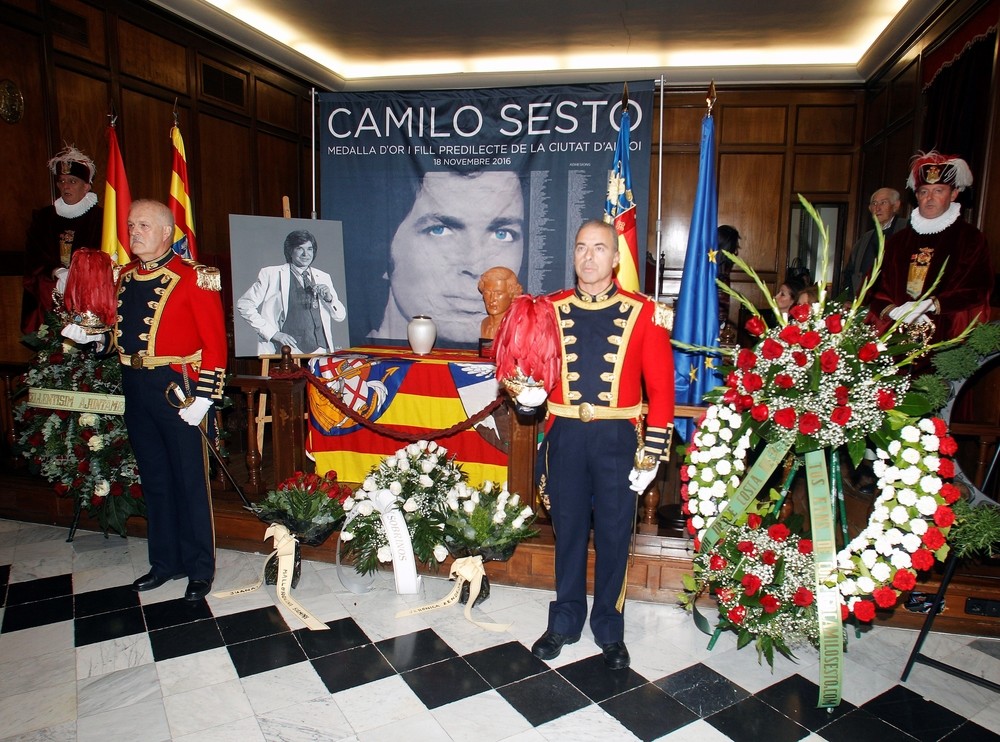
169,124,198,259
604,89,640,292
101,122,132,265
672,110,721,441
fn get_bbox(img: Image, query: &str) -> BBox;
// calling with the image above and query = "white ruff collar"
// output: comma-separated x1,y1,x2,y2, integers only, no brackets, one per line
54,192,98,219
910,202,961,235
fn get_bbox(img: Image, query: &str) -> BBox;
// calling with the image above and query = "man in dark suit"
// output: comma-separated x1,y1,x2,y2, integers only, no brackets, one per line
843,187,905,298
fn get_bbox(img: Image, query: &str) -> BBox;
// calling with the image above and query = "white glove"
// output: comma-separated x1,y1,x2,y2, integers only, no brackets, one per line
514,386,548,408
178,396,212,426
53,267,69,295
628,466,658,494
61,323,102,347
888,299,934,322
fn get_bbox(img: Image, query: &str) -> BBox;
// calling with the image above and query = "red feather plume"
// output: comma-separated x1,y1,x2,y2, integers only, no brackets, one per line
63,248,117,327
493,294,561,394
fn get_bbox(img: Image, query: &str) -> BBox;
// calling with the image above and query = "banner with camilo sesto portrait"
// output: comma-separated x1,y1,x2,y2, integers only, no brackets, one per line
318,82,654,350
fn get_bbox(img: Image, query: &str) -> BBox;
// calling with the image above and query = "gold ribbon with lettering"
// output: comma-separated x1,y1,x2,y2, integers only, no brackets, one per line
395,555,510,632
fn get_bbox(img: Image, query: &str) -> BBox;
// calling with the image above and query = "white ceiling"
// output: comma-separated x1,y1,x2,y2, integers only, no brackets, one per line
151,0,946,90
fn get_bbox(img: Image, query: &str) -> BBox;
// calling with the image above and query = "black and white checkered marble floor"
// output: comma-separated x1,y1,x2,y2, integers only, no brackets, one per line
1,517,999,742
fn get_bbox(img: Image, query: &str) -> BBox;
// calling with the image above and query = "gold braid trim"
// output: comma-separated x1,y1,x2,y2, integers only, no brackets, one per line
653,301,674,330
195,265,222,291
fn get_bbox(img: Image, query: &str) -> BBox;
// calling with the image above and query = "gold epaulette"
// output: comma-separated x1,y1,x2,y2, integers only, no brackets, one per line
653,301,674,330
193,264,222,291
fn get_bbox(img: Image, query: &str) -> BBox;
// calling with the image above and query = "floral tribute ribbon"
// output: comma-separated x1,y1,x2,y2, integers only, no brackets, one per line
212,524,328,631
395,555,510,632
336,489,422,594
804,450,843,708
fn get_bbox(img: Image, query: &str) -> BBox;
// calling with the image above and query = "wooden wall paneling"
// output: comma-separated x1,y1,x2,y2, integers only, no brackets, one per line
864,87,889,142
49,0,106,66
256,132,301,217
656,104,704,146
652,152,698,300
197,114,252,261
888,58,921,128
119,90,179,204
718,152,785,277
796,106,857,146
5,0,38,13
117,19,187,94
54,67,109,177
719,106,787,145
885,120,918,201
255,78,297,132
792,153,854,193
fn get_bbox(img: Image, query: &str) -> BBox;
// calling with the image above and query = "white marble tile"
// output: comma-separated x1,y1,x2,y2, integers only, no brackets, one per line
271,588,351,629
0,719,77,742
536,703,640,741
0,546,15,566
970,695,1000,732
77,662,161,717
702,641,807,694
333,675,428,733
627,630,712,682
0,645,76,698
172,714,266,742
0,681,77,739
163,677,254,737
71,564,137,593
356,710,451,742
0,620,74,663
900,661,999,720
651,718,733,741
837,653,898,707
206,583,278,617
76,696,171,742
496,729,547,742
13,524,67,547
71,541,132,571
257,695,357,741
240,661,328,714
75,631,154,680
12,537,70,561
0,518,23,533
8,554,74,582
155,647,239,697
433,689,534,742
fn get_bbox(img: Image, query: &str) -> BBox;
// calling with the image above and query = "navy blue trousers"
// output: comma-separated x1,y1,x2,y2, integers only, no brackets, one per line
122,366,215,581
542,417,636,645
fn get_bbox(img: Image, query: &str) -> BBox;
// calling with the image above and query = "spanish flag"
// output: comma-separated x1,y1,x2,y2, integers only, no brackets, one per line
168,124,198,260
604,92,641,293
101,124,132,265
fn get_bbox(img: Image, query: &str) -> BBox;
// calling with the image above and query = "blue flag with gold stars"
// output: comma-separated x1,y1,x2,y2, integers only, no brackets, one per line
672,112,720,442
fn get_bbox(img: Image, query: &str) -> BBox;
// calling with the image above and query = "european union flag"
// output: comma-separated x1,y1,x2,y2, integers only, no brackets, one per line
672,112,721,442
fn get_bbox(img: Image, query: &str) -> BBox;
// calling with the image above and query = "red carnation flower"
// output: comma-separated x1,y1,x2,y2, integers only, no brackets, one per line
799,331,821,349
820,348,840,373
892,569,917,591
736,349,757,371
922,527,946,551
939,483,960,504
737,395,755,412
774,407,797,429
825,314,843,333
938,459,955,479
725,371,740,388
853,600,876,622
28,432,43,447
840,604,850,621
774,373,794,389
687,520,698,536
834,385,849,404
722,388,738,405
78,460,91,474
716,587,734,603
761,338,784,360
709,555,728,571
761,550,777,565
747,514,763,530
798,411,821,435
932,418,947,436
745,316,766,337
80,429,95,441
742,372,763,392
939,436,958,456
110,482,124,497
53,483,70,497
737,540,756,555
751,404,770,422
933,505,955,528
793,587,814,607
831,406,852,426
876,389,896,410
798,539,813,554
90,495,105,508
789,304,810,322
792,351,808,367
741,574,762,596
858,342,880,362
761,594,781,614
779,325,802,344
768,523,790,541
910,548,935,571
873,586,898,609
727,605,747,624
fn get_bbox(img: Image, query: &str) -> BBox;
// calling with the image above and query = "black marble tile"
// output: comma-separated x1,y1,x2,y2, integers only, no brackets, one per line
294,617,370,659
556,653,645,703
375,628,456,673
497,670,592,727
464,641,549,688
1,594,73,633
706,694,810,742
600,682,699,742
216,605,289,645
755,673,855,731
74,605,146,646
6,573,73,606
818,708,919,742
74,585,140,618
861,685,966,742
227,633,307,678
311,643,396,694
0,564,10,606
142,596,214,631
149,618,225,662
654,662,751,717
402,656,491,709
941,720,1000,741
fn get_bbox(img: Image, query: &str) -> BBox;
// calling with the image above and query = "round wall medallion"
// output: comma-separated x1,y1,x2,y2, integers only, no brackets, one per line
0,80,24,124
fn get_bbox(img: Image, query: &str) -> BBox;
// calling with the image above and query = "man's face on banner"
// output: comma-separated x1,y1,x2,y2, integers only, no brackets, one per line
389,171,524,343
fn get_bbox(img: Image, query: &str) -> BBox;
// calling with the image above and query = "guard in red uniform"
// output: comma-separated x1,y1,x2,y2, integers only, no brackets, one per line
65,199,226,601
520,219,674,670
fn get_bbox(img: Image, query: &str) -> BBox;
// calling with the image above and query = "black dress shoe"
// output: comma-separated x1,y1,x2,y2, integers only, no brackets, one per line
531,630,580,660
132,572,184,592
601,641,630,670
184,579,212,602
